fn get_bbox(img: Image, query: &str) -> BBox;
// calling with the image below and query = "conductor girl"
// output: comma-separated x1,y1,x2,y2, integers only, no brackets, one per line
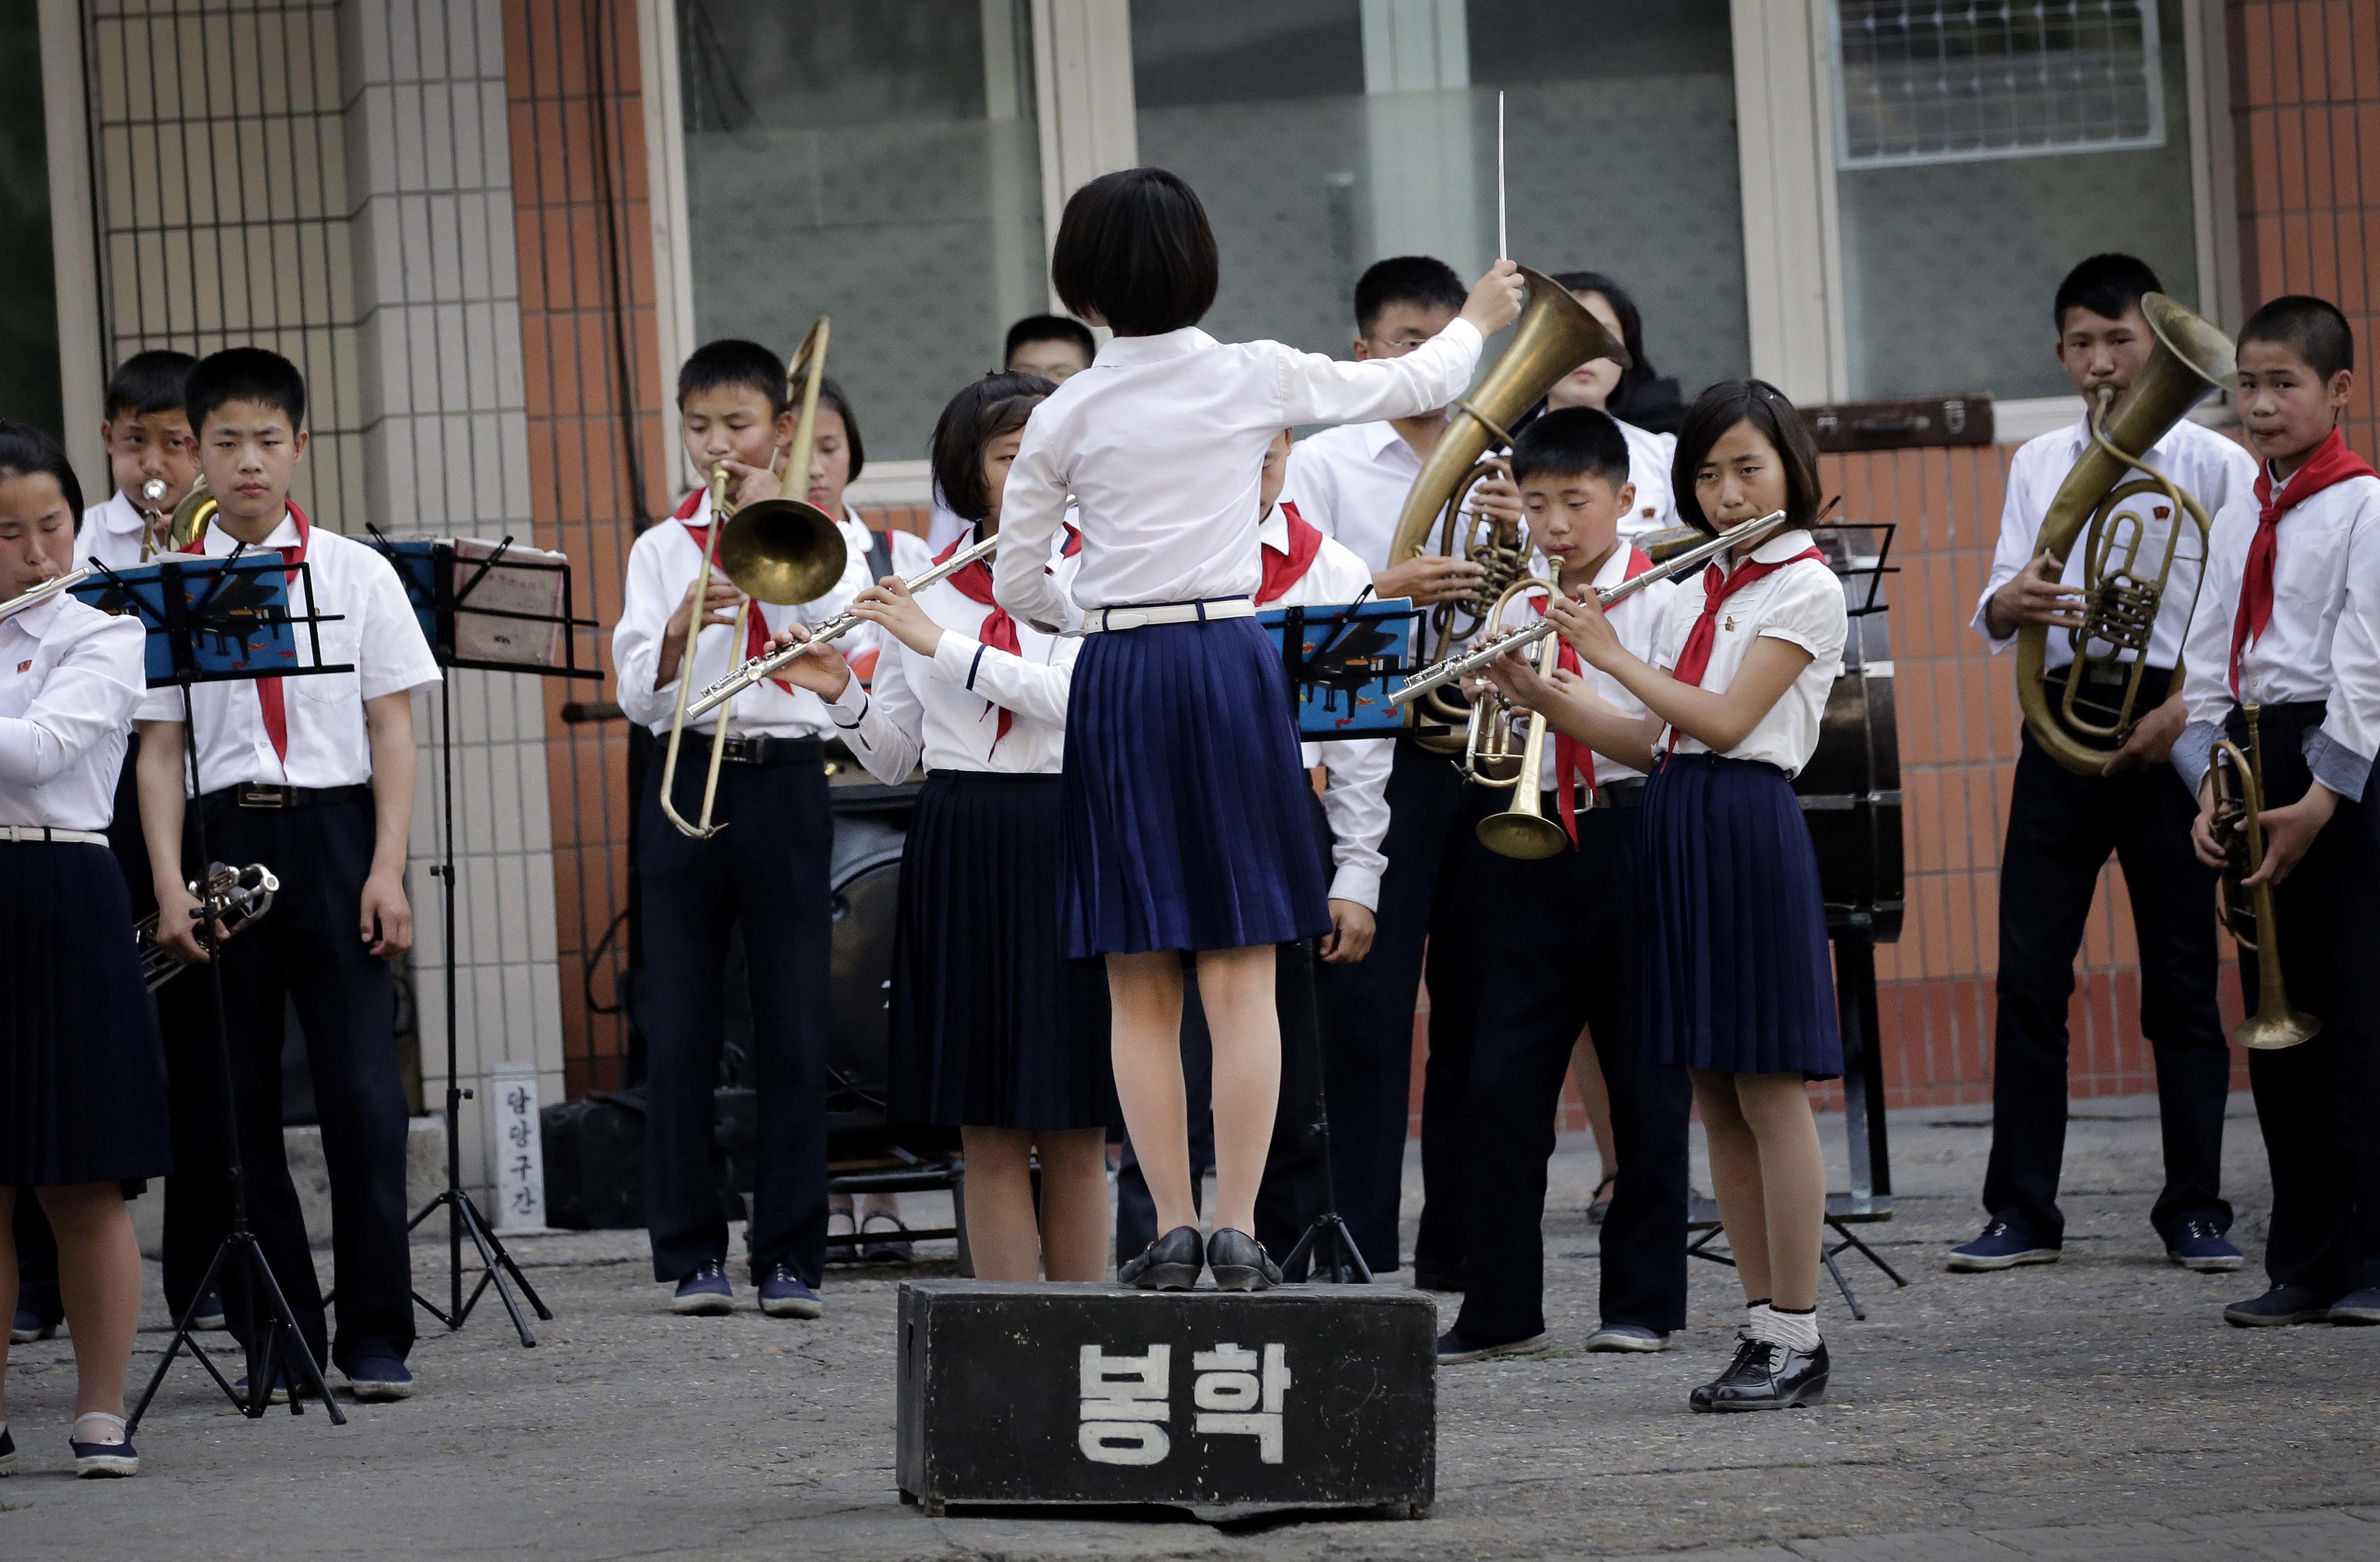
992,167,1525,1289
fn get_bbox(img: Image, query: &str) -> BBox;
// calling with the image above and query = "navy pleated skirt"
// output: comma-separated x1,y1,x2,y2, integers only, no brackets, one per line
1640,753,1843,1079
1,841,173,1185
890,770,1117,1130
1061,614,1332,957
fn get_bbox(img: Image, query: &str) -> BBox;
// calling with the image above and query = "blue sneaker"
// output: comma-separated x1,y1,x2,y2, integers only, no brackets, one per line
2225,1283,2336,1327
2329,1287,2380,1325
2164,1219,2244,1272
1947,1220,2060,1272
672,1260,734,1316
191,1291,228,1332
1585,1323,1670,1353
758,1264,823,1319
346,1357,415,1402
10,1304,58,1345
70,1413,138,1478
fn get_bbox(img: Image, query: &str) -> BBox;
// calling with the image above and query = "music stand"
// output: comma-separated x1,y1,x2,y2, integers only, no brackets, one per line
373,532,599,1347
98,549,354,1428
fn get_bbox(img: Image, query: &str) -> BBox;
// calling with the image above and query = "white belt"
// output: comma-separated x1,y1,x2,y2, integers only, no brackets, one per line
1080,597,1257,635
0,824,109,846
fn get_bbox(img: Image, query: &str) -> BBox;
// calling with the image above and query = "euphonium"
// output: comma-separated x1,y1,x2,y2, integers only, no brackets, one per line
1383,267,1629,754
2014,293,2231,774
2209,703,2320,1051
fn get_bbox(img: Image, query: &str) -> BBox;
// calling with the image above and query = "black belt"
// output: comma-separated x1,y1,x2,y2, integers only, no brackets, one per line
715,734,824,767
2231,700,2326,739
203,783,374,810
1540,778,1646,812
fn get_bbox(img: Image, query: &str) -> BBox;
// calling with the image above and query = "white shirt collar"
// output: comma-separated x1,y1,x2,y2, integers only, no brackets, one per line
1748,527,1817,565
1587,538,1638,590
1092,327,1217,368
0,589,64,635
204,508,302,556
99,491,146,533
1259,503,1289,553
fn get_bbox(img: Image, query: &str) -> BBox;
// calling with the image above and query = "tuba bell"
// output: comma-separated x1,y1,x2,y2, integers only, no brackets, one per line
2014,293,2230,774
1384,266,1629,754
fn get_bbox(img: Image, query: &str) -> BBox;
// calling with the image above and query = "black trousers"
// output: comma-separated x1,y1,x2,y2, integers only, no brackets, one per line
164,794,414,1374
1452,801,1690,1344
637,752,832,1286
1307,737,1481,1273
2237,706,2380,1296
1412,774,1496,1282
1983,727,2232,1245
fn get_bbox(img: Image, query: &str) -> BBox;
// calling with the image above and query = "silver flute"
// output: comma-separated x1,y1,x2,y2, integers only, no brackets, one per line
686,532,1002,721
0,565,104,625
1389,509,1792,706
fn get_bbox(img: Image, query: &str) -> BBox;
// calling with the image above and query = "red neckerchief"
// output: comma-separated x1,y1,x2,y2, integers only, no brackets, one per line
181,501,311,768
675,487,784,692
939,528,1021,752
2230,427,2378,694
1256,500,1325,605
1529,545,1654,842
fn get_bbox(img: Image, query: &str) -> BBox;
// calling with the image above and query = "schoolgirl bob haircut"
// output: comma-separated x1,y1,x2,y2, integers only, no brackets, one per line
1050,168,1219,338
1670,378,1824,538
0,419,87,521
930,370,1056,522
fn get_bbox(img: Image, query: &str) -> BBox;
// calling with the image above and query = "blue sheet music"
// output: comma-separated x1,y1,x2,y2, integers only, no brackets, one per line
1257,598,1417,741
69,556,307,687
376,538,442,649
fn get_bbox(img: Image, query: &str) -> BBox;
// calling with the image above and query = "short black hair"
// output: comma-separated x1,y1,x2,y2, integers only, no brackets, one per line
1004,314,1097,368
931,370,1056,522
186,347,307,436
1353,256,1466,337
1511,406,1632,492
1050,168,1219,337
678,338,788,418
2053,253,2162,334
0,419,85,520
814,378,864,481
104,349,198,423
2239,294,2357,382
1671,379,1824,538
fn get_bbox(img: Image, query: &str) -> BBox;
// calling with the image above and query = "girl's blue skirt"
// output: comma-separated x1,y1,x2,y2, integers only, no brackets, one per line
1061,614,1331,957
1640,753,1843,1079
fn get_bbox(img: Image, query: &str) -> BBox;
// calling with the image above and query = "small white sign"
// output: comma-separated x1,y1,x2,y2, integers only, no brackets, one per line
486,1061,548,1234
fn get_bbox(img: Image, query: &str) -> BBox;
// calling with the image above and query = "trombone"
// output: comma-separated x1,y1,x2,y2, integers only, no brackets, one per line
2209,703,2320,1050
658,318,852,839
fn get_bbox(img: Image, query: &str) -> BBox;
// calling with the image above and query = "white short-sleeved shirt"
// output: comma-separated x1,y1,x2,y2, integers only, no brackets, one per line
1971,416,2257,670
134,509,444,793
992,319,1485,624
2175,466,2380,800
0,594,147,830
75,490,158,571
1484,540,1677,788
1611,416,1679,539
1651,527,1847,776
1279,420,1429,576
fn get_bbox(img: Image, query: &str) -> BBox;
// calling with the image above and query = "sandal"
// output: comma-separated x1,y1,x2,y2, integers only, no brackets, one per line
1588,1173,1617,1226
860,1212,914,1265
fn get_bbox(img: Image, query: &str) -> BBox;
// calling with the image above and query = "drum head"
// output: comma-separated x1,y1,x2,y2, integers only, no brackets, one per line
825,850,902,1130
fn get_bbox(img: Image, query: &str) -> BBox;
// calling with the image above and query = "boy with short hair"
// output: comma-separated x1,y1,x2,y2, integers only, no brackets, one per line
1433,407,1687,1362
77,350,200,568
1954,253,2259,1278
135,347,439,1402
1003,314,1096,382
2172,295,2380,1328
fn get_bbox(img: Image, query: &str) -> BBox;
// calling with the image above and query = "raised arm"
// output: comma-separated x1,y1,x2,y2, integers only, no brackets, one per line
1275,261,1522,427
991,421,1071,629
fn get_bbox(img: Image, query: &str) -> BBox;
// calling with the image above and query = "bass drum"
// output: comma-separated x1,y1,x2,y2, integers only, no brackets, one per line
823,811,905,1139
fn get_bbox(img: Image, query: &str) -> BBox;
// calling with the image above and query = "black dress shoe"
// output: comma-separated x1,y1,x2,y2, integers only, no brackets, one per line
1207,1228,1281,1292
1688,1338,1760,1411
1118,1225,1203,1290
1693,1338,1829,1413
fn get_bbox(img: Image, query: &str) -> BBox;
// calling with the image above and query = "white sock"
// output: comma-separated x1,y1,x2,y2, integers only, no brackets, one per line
1741,1300,1774,1340
1753,1304,1821,1354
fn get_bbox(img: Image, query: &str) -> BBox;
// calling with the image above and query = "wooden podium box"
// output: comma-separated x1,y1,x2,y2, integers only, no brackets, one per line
896,1281,1437,1517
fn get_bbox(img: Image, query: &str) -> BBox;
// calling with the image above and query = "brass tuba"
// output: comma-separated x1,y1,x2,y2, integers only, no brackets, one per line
1384,267,1629,753
2014,293,2230,774
2209,704,2319,1050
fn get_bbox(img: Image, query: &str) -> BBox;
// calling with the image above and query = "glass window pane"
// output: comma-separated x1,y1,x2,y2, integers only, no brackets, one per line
679,0,1043,464
1833,0,2200,400
1130,0,1748,401
0,0,62,439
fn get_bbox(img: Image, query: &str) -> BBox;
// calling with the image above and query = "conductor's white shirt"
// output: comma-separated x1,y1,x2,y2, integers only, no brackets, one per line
827,527,1079,780
613,493,933,739
74,490,157,571
1970,416,2257,670
1254,501,1391,910
2174,467,2380,800
133,509,443,794
1651,528,1847,778
0,593,147,831
993,318,1485,624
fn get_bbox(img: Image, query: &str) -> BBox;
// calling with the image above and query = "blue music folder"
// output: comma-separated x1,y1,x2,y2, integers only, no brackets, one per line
1258,597,1417,741
69,555,310,687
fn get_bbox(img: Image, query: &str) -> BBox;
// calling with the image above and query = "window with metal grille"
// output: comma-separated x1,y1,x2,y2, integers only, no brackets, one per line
1832,0,2166,169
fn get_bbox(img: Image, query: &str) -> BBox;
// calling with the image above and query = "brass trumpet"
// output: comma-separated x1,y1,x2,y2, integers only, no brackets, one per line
1381,266,1629,753
657,318,852,840
2209,704,2320,1050
2015,293,2229,774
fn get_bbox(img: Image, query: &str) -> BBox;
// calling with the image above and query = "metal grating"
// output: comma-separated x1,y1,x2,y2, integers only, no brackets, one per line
1833,0,2166,170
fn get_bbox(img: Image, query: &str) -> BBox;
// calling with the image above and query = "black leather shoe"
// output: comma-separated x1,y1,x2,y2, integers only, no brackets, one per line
1688,1338,1761,1412
1694,1338,1829,1412
1118,1225,1203,1290
1207,1228,1282,1292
